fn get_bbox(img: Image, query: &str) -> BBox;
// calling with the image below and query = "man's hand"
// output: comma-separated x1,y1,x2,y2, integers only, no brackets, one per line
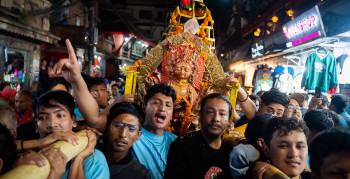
39,131,79,148
117,94,134,103
309,96,322,109
43,148,68,179
52,39,81,84
15,150,47,167
15,149,67,179
75,130,97,160
252,162,269,179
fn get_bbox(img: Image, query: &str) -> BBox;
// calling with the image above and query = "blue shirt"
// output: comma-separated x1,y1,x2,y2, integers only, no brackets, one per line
338,111,350,127
131,128,177,179
62,149,109,179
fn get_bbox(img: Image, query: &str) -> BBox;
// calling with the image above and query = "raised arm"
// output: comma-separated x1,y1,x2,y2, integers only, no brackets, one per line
227,76,256,120
53,39,105,131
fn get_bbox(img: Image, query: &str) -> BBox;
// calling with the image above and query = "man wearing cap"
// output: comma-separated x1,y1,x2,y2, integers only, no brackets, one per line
1,88,17,108
284,93,304,120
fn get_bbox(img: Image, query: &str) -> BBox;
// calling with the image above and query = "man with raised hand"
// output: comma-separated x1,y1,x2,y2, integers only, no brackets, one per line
53,40,177,178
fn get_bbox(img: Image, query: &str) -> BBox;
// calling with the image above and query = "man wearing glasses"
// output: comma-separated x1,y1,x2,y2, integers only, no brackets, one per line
284,93,304,120
102,102,151,178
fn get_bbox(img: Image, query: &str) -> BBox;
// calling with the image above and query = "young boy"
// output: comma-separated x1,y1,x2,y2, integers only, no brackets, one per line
255,117,310,179
16,91,109,179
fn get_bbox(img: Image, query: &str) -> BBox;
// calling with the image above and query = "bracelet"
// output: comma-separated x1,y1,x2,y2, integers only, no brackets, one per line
21,139,24,153
238,94,249,103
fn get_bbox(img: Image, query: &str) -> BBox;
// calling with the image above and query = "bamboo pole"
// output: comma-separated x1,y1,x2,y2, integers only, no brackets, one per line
0,130,89,179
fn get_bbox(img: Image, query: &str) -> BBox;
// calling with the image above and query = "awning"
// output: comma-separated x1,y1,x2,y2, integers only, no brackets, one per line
0,16,60,44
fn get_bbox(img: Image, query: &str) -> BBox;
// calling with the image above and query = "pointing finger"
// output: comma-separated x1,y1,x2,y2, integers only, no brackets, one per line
65,39,77,64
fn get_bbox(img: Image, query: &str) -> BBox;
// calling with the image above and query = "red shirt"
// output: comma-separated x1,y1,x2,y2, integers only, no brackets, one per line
15,108,34,125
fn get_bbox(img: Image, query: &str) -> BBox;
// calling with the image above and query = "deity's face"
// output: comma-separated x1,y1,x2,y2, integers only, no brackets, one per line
174,62,193,80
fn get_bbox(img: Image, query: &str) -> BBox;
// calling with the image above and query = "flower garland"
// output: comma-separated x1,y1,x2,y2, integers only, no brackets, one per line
178,95,192,136
164,94,192,136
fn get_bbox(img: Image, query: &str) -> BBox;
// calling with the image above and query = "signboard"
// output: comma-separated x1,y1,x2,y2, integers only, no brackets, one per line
251,40,264,58
282,6,326,47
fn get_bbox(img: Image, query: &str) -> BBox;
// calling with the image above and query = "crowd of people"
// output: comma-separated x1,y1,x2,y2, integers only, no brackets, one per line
0,40,350,179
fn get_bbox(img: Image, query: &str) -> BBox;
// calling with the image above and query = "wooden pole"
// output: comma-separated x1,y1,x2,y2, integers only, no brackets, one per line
0,130,89,179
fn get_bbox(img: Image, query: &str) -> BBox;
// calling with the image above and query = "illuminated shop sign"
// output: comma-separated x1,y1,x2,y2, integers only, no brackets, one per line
282,6,326,48
251,40,264,58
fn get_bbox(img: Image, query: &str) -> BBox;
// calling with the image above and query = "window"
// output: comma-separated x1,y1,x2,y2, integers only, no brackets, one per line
139,10,152,20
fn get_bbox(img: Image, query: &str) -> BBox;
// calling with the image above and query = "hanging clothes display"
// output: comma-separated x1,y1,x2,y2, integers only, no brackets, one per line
274,69,294,94
301,50,338,95
337,54,350,86
253,65,273,93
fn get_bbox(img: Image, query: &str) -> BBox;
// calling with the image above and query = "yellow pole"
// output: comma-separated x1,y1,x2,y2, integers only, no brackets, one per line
0,130,89,179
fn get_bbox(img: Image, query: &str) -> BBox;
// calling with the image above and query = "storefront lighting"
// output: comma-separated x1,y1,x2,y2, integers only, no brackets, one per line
272,16,279,23
287,9,294,17
138,41,141,44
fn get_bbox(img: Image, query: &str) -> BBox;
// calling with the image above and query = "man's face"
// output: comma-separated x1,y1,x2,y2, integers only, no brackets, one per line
144,93,173,131
200,98,230,137
107,113,141,152
284,99,302,120
36,100,76,138
259,103,285,117
15,94,32,114
112,86,119,97
92,84,110,108
314,153,350,179
263,130,308,178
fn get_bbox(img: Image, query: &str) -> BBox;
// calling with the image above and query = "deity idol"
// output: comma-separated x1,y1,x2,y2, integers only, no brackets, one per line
136,33,226,137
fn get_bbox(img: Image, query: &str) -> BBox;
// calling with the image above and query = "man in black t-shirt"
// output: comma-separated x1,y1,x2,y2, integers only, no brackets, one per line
164,93,233,179
103,102,150,179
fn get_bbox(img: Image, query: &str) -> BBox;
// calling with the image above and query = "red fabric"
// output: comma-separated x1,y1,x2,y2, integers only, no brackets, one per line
1,88,17,100
181,0,190,7
15,108,34,125
328,87,337,94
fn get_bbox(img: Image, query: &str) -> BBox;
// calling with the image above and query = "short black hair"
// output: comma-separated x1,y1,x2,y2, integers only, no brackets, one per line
0,123,17,174
145,83,176,104
35,91,75,117
111,84,120,89
260,88,290,107
107,102,144,130
304,110,334,132
87,77,105,92
36,77,71,97
263,117,309,147
321,109,339,126
309,127,350,175
330,94,349,113
245,113,274,148
200,93,232,119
